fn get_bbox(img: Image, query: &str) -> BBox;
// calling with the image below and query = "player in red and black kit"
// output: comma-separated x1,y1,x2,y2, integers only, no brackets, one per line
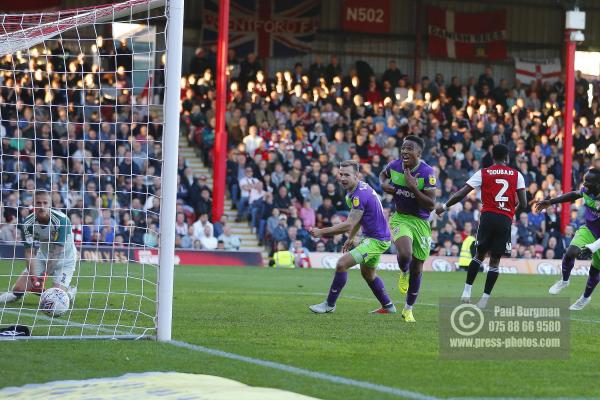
436,144,527,308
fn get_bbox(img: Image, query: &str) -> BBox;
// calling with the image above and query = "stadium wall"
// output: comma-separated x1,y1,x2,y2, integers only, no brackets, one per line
0,245,263,267
53,1,600,81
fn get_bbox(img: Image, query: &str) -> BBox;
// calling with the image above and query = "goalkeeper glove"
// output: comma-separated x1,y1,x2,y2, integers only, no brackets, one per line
29,274,47,293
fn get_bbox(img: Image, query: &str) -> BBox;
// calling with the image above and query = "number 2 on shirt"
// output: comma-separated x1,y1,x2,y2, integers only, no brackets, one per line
494,179,509,203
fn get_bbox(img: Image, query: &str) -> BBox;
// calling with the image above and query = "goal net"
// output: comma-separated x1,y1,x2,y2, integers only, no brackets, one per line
0,0,182,340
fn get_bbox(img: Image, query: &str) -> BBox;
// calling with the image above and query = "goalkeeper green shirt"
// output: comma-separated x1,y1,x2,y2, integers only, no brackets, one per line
21,209,77,263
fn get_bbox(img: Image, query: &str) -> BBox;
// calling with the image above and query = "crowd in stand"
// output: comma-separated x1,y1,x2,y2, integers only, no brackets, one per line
2,38,599,261
0,38,241,252
182,48,600,260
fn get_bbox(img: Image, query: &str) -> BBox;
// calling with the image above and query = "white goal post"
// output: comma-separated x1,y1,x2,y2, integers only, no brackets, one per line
0,0,183,341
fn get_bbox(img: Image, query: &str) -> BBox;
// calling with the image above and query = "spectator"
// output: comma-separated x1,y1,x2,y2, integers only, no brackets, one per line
192,213,213,241
175,212,188,239
144,223,159,247
326,234,345,253
200,225,218,250
213,215,228,238
238,53,261,89
516,212,536,246
447,158,470,188
382,60,402,88
291,239,310,268
316,197,336,228
249,180,266,233
0,214,17,242
274,185,292,213
243,125,263,156
455,201,476,230
271,215,290,248
218,225,241,251
299,199,316,229
180,226,195,249
237,167,258,222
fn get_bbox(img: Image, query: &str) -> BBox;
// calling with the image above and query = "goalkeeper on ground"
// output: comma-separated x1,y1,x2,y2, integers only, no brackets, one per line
0,191,77,304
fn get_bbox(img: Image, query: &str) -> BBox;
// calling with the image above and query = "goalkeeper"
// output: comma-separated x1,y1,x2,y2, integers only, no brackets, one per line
0,191,77,304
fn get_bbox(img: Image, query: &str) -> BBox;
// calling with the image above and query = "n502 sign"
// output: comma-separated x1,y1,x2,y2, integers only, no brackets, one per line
346,7,384,23
341,0,390,34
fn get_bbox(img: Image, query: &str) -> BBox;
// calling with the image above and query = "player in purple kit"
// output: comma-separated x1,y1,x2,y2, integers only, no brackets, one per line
308,160,396,314
534,168,600,310
380,136,437,322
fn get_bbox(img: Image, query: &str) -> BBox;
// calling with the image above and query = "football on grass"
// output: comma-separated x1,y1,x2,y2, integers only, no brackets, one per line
39,288,70,317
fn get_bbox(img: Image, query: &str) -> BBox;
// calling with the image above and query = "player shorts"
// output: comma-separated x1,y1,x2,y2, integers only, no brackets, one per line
570,226,600,270
350,238,390,268
25,251,77,287
389,212,432,261
475,212,512,258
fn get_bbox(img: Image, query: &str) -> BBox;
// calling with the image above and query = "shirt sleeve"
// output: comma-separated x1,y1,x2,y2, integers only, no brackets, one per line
21,224,33,248
517,172,526,189
466,170,482,189
350,194,366,212
382,162,392,175
423,167,438,190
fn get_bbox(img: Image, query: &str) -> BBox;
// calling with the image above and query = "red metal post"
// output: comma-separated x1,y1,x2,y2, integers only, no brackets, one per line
212,0,230,222
561,30,576,233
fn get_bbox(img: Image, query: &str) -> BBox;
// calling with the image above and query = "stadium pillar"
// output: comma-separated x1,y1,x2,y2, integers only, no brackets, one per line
213,0,230,222
561,8,585,233
562,33,575,233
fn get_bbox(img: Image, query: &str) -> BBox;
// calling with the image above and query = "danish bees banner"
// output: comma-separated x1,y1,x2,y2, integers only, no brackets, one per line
427,6,507,60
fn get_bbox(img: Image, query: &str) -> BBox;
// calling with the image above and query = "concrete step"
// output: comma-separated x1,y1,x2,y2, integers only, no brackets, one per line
241,246,268,253
179,141,267,264
227,222,248,227
230,232,255,239
232,233,257,239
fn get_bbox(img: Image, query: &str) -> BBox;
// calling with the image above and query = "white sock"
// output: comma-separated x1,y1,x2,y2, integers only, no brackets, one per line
481,293,490,299
404,304,413,310
462,284,472,298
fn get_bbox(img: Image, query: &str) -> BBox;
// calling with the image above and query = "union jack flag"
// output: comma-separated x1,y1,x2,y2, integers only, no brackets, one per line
202,0,320,58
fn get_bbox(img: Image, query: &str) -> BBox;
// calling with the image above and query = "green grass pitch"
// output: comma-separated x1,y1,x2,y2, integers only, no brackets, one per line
1,263,600,399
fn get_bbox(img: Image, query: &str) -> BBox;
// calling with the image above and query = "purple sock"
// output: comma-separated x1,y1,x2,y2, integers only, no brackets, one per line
326,271,348,307
584,268,600,298
367,276,392,307
562,257,575,281
406,272,423,306
397,254,409,273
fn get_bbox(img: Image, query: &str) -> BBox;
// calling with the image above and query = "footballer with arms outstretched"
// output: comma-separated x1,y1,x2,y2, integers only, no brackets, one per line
0,191,77,304
436,144,527,308
379,135,437,322
309,160,396,314
534,168,600,310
